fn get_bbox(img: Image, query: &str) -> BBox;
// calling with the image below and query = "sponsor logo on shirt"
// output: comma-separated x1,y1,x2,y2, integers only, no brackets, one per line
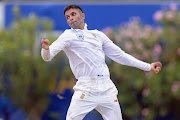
80,93,85,99
92,33,97,38
76,34,84,40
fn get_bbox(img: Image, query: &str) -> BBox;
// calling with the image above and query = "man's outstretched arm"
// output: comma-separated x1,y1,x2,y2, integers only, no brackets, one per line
41,34,70,62
101,32,162,74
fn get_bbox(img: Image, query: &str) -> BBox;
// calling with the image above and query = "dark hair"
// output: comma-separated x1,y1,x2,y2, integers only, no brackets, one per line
64,4,83,15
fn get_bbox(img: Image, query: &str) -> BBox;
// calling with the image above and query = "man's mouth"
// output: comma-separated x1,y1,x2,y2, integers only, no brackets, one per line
71,21,77,25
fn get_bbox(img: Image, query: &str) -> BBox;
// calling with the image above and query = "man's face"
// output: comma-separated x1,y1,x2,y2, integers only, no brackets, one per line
65,8,85,29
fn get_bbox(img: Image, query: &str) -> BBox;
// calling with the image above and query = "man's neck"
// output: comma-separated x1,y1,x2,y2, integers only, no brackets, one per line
79,23,85,30
72,23,86,31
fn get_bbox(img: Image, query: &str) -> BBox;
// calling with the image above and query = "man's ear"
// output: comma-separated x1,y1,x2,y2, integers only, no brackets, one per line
81,13,85,20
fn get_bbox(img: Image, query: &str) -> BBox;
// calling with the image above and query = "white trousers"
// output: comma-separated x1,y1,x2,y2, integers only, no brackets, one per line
66,76,123,120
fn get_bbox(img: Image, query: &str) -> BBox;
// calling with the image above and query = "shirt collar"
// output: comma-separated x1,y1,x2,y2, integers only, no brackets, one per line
71,23,88,32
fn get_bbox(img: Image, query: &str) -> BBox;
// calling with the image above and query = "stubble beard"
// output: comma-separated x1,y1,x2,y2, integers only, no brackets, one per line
71,20,83,29
71,23,80,29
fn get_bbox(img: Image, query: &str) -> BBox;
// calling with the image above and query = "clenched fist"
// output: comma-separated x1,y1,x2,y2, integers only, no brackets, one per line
150,62,162,74
41,37,50,50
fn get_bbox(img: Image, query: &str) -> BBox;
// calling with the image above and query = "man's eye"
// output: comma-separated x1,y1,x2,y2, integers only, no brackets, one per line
66,16,70,19
72,13,76,16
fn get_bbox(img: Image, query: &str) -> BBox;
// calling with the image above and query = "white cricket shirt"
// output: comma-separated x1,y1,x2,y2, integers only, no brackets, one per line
41,24,151,79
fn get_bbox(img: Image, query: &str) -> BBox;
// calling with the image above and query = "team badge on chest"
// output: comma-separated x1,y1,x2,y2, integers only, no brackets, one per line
76,34,84,40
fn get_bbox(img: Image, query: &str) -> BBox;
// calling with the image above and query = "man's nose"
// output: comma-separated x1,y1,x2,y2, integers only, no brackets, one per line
70,16,73,21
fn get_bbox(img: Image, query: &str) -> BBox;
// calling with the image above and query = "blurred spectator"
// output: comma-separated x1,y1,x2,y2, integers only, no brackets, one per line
0,85,9,120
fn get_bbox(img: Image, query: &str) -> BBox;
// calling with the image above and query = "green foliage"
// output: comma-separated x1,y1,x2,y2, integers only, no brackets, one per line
0,6,70,119
103,5,180,120
103,4,180,119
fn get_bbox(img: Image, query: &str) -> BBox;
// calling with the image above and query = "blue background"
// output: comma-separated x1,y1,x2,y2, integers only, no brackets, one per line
5,2,174,31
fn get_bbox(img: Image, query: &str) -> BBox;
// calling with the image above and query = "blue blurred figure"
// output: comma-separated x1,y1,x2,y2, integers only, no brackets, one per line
0,85,9,120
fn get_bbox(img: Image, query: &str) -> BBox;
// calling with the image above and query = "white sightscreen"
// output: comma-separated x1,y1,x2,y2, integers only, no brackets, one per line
0,2,4,29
